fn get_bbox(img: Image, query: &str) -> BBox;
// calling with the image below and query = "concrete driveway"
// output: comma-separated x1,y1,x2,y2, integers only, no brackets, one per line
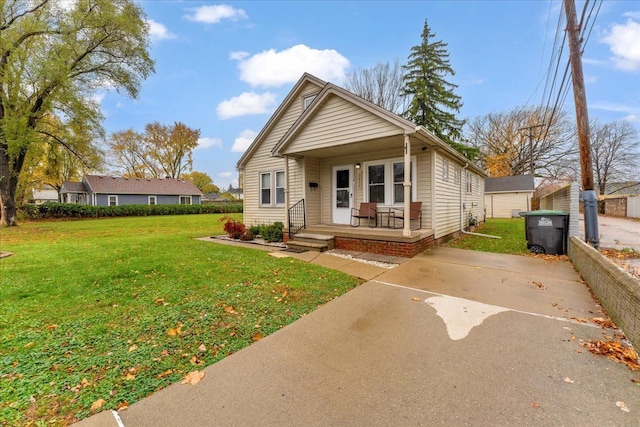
77,248,640,426
579,214,640,252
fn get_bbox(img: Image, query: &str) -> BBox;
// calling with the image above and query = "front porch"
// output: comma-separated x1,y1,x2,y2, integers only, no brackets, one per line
287,224,436,258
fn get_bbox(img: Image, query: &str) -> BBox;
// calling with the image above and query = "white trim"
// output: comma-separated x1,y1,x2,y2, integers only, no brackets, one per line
258,169,285,207
275,170,285,206
363,156,417,206
303,94,318,110
332,165,353,225
108,195,118,207
148,195,157,205
179,195,192,205
443,158,449,182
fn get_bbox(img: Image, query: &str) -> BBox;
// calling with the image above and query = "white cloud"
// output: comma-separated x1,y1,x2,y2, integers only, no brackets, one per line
233,44,350,87
601,16,640,71
231,129,258,153
196,137,223,150
590,101,640,122
623,12,640,19
229,51,250,61
185,5,247,24
584,74,597,84
218,171,233,178
216,92,276,119
147,19,176,41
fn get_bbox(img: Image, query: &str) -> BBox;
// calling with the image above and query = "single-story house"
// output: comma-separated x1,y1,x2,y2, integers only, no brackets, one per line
484,175,535,218
29,184,59,204
202,192,231,203
60,175,203,206
237,73,486,257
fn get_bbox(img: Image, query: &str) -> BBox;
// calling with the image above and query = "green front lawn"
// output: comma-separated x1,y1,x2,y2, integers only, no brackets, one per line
445,218,529,254
0,215,360,425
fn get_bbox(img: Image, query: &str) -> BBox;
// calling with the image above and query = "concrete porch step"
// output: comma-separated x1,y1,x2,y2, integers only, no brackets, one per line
287,233,335,252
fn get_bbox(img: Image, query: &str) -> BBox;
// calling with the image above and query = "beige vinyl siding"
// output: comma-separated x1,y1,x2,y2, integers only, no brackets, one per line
467,173,485,224
318,148,432,227
434,151,463,238
281,95,403,155
243,81,322,226
304,157,321,225
485,192,532,218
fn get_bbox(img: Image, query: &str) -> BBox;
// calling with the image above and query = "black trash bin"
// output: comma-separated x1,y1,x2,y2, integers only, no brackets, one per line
519,210,569,255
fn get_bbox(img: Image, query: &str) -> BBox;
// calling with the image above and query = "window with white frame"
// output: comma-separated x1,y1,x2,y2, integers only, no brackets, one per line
179,196,192,205
454,165,460,184
443,158,449,182
466,171,472,193
260,172,271,205
303,94,317,110
259,170,285,206
148,196,157,205
368,164,385,203
275,171,285,205
365,157,416,205
475,175,480,195
108,195,118,206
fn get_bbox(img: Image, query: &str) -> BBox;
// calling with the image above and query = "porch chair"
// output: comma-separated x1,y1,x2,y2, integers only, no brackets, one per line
389,202,422,230
351,202,377,227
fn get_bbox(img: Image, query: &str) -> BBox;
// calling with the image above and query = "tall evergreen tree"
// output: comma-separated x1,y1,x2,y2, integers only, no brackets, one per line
402,20,473,157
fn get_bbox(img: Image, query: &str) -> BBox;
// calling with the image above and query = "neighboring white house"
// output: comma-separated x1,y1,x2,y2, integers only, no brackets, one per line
236,73,486,257
484,175,535,218
30,184,59,204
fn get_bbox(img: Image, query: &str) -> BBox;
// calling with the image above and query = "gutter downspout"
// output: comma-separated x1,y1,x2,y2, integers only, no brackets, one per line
460,162,501,240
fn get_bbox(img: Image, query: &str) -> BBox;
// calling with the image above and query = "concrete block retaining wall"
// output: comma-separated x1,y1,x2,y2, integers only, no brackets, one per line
568,236,640,350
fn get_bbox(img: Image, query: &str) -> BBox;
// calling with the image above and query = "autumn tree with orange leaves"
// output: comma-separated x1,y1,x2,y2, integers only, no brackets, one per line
466,106,576,179
108,122,200,179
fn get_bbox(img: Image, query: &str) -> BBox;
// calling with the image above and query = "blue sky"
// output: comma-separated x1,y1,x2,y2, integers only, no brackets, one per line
98,1,640,189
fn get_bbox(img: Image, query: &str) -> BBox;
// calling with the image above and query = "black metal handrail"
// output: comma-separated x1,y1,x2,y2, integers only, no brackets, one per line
288,199,306,238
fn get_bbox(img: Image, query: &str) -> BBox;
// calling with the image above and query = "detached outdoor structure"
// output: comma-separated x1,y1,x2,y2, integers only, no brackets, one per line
60,175,203,206
484,175,535,218
237,73,486,257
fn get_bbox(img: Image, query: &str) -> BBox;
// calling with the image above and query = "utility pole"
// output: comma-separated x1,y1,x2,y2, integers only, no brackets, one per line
518,124,544,176
564,0,599,248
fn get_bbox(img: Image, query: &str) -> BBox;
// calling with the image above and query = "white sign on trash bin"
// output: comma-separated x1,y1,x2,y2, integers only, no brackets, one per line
538,217,553,227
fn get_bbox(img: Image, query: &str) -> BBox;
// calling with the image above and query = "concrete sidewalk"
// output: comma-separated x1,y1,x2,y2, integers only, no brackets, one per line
76,247,640,426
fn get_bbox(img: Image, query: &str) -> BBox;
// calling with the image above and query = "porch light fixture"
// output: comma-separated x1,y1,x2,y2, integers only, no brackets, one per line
355,163,361,169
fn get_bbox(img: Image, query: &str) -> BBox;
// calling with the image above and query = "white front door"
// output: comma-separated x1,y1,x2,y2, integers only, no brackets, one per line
332,165,353,225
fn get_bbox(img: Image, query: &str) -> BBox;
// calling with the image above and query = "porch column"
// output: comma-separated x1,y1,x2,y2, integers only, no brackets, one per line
284,155,290,231
403,133,411,237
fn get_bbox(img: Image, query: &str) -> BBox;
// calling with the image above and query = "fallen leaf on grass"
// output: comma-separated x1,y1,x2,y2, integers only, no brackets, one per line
198,343,207,353
23,342,34,349
223,305,238,315
167,323,183,336
128,344,138,352
616,401,630,412
47,324,58,330
181,370,205,385
252,332,263,341
156,370,173,379
582,340,640,371
90,399,105,412
125,373,136,381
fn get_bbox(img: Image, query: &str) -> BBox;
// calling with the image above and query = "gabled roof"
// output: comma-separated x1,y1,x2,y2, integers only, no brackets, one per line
485,175,535,193
61,181,88,193
269,77,486,176
83,175,203,195
236,73,326,169
270,83,417,156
